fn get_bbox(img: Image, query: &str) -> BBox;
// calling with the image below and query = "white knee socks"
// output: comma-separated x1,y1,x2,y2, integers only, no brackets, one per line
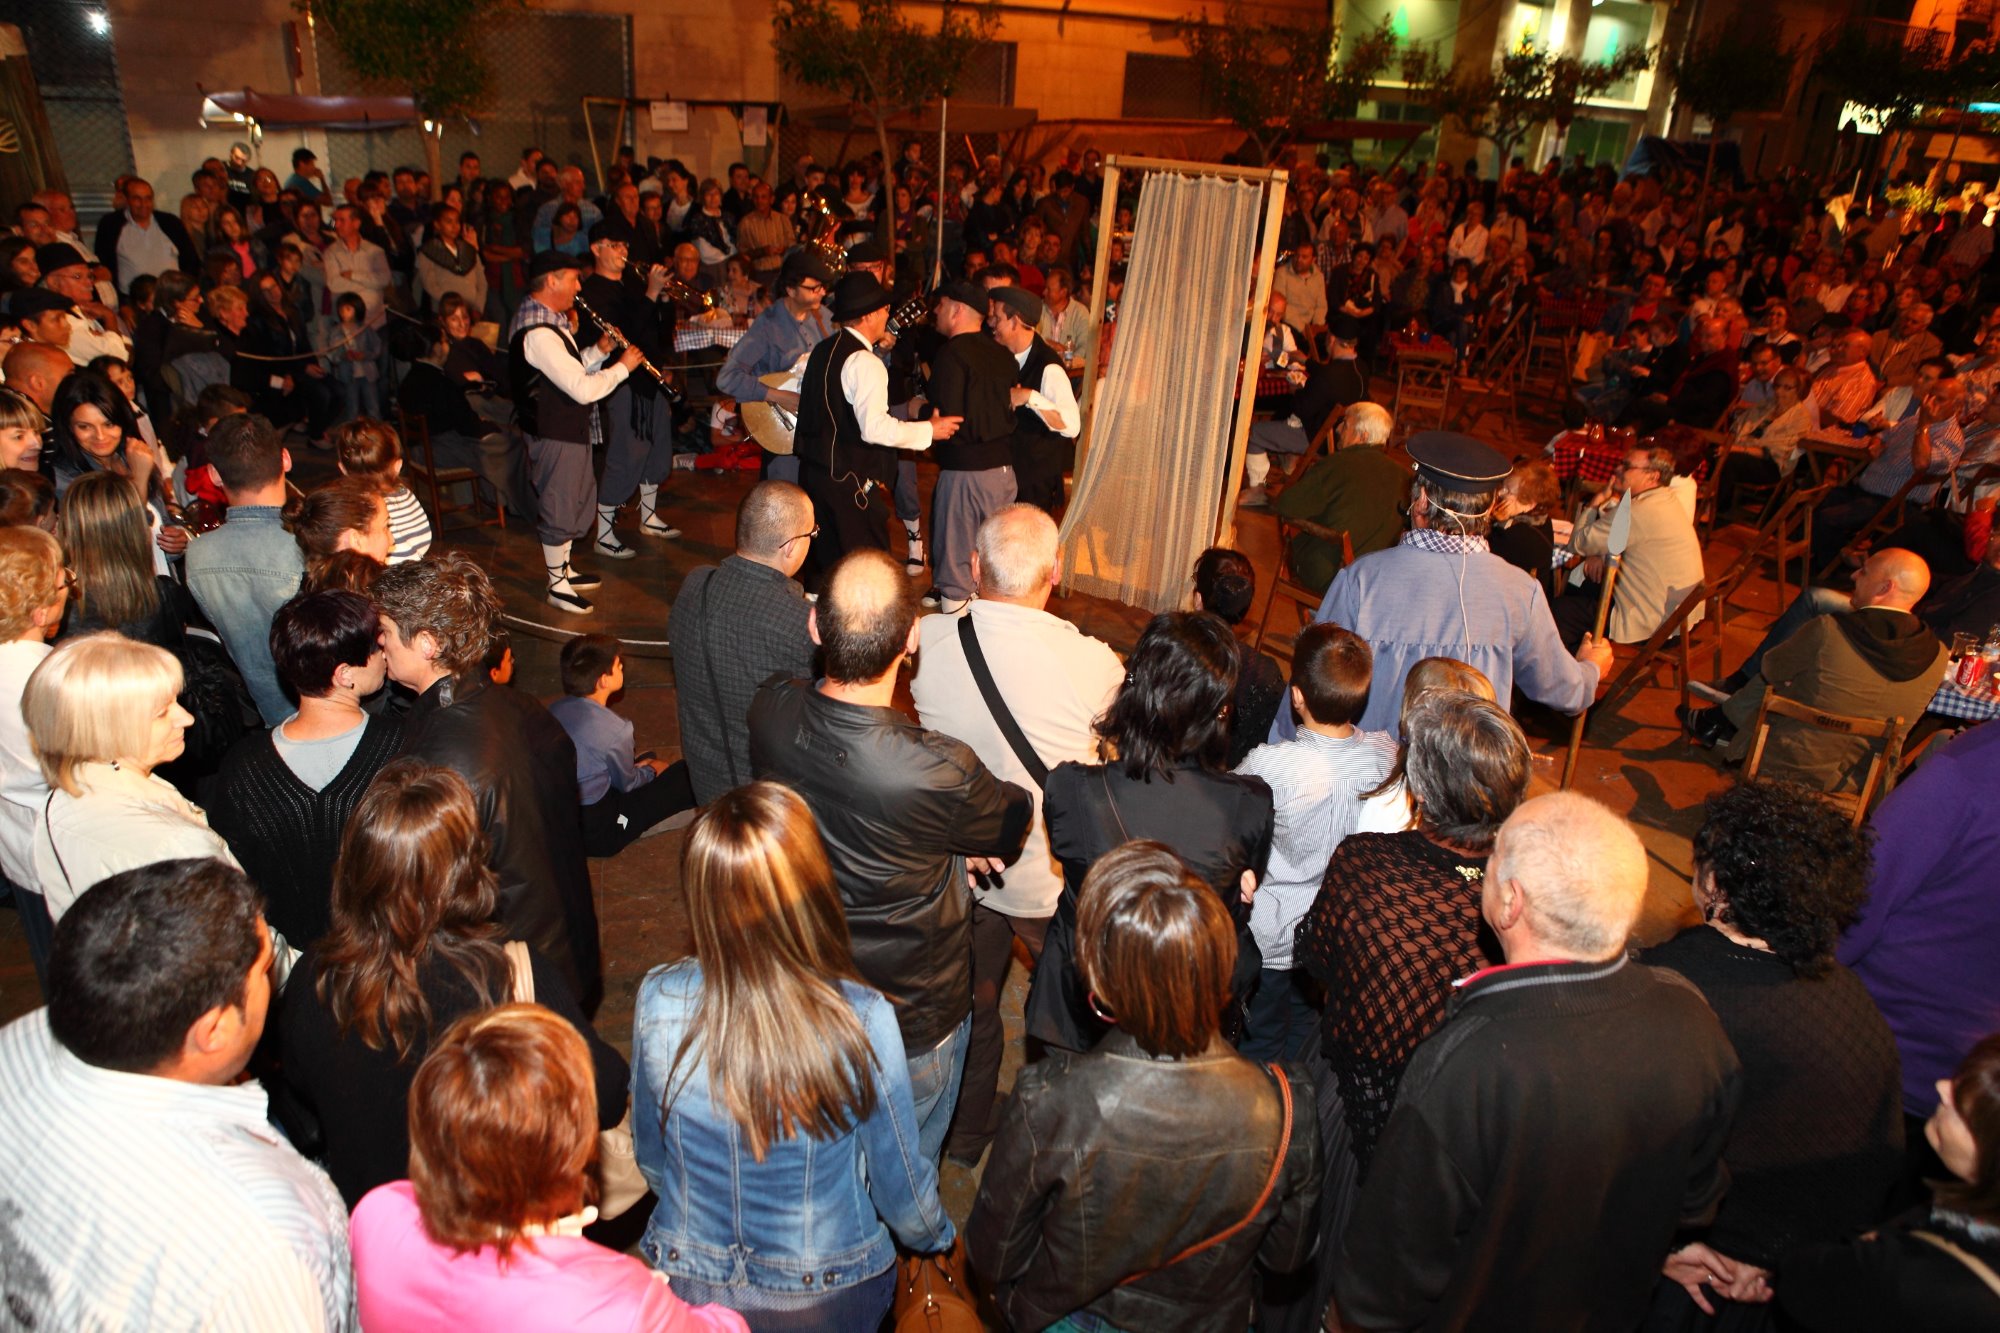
542,541,572,589
1244,452,1271,489
639,483,660,522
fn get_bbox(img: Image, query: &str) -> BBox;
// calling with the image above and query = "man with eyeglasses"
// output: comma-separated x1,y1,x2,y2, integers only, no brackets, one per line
717,252,839,485
667,480,819,805
1553,443,1704,651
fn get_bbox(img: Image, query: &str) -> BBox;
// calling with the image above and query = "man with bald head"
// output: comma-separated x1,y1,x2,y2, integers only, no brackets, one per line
2,341,73,418
1810,370,1967,570
910,504,1124,1164
1682,547,1949,791
667,479,817,805
1810,327,1882,428
1338,792,1740,1333
750,547,1033,1162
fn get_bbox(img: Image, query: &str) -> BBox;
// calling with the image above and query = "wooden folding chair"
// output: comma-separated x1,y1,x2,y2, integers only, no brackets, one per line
1560,581,1710,789
1742,693,1907,827
1813,471,1922,584
396,409,504,532
1392,358,1452,439
1252,517,1354,659
1452,336,1529,446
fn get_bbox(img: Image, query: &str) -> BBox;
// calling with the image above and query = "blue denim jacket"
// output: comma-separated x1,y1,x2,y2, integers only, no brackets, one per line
631,961,955,1292
183,506,306,726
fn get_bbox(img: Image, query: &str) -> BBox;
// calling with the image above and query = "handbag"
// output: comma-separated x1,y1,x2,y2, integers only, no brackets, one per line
891,1233,982,1333
1116,1063,1295,1287
504,941,649,1220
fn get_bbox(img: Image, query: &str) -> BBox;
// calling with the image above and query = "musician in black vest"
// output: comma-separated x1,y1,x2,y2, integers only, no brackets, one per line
987,284,1080,517
925,279,1021,612
794,271,961,586
574,220,680,560
848,236,932,576
507,250,642,615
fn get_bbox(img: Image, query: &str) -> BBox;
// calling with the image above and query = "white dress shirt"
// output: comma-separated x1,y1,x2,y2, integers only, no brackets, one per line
1012,342,1080,436
835,327,933,450
522,322,627,405
0,1008,356,1332
0,638,52,888
324,238,393,328
911,598,1125,917
113,213,179,292
63,310,131,367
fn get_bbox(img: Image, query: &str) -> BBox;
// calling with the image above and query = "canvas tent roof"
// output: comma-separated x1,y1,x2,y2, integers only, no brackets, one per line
199,89,420,132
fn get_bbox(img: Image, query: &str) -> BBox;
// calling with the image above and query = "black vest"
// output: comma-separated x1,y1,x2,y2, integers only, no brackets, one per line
794,330,896,486
508,316,592,442
1012,335,1065,452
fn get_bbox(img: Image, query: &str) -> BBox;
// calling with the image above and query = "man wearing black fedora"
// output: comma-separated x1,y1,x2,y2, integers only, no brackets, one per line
793,271,961,584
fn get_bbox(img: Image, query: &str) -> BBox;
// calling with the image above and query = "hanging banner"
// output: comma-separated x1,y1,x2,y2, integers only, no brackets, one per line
649,101,689,133
741,105,767,147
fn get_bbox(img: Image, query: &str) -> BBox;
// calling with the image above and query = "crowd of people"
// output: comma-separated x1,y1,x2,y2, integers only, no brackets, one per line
0,134,1997,1333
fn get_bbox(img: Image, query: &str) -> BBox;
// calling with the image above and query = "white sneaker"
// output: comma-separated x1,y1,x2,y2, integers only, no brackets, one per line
594,535,639,560
640,512,682,539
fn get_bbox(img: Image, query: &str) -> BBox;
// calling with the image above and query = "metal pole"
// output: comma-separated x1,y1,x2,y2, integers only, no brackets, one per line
934,98,948,289
1073,158,1122,473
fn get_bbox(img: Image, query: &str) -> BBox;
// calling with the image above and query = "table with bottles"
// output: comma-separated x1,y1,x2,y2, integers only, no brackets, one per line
1934,634,2000,723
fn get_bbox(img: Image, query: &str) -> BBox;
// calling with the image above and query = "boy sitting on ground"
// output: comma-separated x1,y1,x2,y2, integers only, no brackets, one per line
546,633,695,856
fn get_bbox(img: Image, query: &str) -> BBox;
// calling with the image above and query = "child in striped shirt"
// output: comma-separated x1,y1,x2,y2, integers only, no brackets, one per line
330,418,432,563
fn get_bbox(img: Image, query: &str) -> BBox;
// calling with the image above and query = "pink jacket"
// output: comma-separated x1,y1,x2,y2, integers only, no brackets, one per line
352,1182,748,1333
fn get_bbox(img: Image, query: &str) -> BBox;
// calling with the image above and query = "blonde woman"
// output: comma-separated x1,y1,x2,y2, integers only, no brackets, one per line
0,526,67,980
22,632,235,920
631,782,954,1331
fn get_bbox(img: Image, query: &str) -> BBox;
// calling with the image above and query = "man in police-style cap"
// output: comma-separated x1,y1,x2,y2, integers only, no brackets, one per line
792,272,962,584
922,279,1021,610
507,247,644,614
987,283,1081,517
716,249,838,485
1291,430,1612,739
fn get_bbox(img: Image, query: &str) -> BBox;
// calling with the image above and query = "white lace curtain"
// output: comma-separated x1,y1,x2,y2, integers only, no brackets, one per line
1059,170,1267,612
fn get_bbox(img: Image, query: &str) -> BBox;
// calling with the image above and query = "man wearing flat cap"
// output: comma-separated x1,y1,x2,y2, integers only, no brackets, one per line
1305,431,1612,738
575,218,680,559
37,245,128,366
924,279,1021,610
507,249,644,614
794,271,961,583
6,290,78,357
987,283,1080,516
717,250,837,485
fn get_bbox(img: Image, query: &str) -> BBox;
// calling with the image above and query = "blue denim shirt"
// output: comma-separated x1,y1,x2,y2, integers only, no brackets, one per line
183,506,305,725
631,961,954,1292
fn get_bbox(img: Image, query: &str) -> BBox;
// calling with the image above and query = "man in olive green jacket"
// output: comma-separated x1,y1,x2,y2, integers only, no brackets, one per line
1270,401,1412,594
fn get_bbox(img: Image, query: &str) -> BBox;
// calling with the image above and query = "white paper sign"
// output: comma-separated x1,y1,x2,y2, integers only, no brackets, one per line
741,105,767,147
649,101,688,133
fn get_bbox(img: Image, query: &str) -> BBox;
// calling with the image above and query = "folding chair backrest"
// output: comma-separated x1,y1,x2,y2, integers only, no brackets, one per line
1744,692,1906,826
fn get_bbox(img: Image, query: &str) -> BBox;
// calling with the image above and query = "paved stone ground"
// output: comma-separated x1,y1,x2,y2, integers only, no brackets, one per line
0,405,1781,1246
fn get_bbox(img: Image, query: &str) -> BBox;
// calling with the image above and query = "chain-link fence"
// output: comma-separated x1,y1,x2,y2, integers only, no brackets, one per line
0,0,135,215
312,9,630,189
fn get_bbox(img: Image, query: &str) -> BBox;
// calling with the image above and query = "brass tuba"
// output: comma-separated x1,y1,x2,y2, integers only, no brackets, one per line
795,194,849,276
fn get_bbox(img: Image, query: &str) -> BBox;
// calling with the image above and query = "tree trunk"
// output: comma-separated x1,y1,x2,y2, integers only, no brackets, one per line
873,110,898,285
420,116,443,204
1695,133,1718,235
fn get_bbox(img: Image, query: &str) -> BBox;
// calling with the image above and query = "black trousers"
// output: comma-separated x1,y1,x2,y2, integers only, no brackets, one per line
578,761,696,858
945,903,1049,1159
799,458,892,590
1552,577,1607,651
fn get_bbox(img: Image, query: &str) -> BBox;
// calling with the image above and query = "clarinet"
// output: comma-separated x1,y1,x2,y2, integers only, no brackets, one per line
573,295,683,403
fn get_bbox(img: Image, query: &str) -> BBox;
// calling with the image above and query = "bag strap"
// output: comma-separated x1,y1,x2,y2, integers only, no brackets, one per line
503,940,536,1005
1117,1063,1294,1287
958,614,1047,789
1910,1229,2000,1300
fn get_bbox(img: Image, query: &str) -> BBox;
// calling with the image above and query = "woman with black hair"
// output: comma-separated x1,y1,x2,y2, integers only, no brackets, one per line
1193,546,1286,767
1021,610,1275,1053
1640,780,1904,1331
48,370,156,503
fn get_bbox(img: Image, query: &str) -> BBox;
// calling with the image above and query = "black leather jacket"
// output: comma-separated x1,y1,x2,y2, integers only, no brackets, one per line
403,675,601,1012
967,1033,1322,1332
747,676,1033,1052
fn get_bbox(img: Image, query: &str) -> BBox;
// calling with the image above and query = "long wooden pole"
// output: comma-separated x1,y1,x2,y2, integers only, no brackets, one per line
1214,168,1290,548
1073,159,1121,479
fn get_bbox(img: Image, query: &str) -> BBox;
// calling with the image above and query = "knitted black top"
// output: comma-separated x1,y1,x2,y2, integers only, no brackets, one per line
207,712,407,948
1644,925,1905,1268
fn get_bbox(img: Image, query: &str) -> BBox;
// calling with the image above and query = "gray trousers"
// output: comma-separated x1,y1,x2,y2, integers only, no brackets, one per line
597,384,674,508
931,465,1017,601
526,433,595,544
895,458,921,523
1248,418,1312,456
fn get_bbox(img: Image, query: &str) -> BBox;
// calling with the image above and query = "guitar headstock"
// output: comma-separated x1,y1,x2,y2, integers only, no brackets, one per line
887,289,934,337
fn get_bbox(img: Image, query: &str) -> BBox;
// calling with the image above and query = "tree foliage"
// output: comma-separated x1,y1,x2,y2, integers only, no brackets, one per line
773,0,997,256
1407,36,1653,167
307,0,516,121
1668,11,1799,135
1182,7,1406,165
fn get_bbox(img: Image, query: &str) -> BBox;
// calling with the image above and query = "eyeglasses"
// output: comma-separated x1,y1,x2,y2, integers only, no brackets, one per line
797,282,826,295
783,525,820,546
60,566,77,595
